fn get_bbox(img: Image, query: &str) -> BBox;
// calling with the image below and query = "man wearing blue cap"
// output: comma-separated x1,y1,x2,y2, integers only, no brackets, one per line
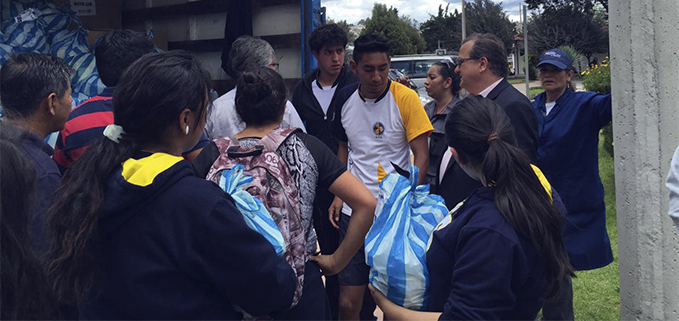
533,48,613,320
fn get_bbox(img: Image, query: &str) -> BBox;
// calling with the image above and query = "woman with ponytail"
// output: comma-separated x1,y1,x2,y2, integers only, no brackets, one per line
370,96,574,320
44,51,296,319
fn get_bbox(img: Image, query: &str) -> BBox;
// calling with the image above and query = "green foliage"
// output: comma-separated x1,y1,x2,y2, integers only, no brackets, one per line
465,0,516,52
362,3,426,55
419,4,461,53
528,5,608,61
326,19,356,44
525,0,608,12
558,45,585,74
582,57,613,157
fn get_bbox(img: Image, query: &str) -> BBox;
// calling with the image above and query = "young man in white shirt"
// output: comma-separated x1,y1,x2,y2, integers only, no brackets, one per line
330,34,433,320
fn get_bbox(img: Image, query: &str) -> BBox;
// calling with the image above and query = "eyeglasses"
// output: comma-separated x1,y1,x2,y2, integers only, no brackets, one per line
268,62,280,70
454,57,478,66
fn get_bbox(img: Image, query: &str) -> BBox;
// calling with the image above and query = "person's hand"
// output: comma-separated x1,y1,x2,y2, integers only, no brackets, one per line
328,196,343,229
368,284,399,317
309,253,342,276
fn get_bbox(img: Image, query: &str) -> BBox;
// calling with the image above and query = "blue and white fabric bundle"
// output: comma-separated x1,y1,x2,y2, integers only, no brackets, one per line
365,165,448,311
219,164,287,256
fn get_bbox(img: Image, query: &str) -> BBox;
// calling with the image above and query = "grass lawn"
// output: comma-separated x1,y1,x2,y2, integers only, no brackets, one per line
508,77,530,85
570,135,620,320
529,86,543,100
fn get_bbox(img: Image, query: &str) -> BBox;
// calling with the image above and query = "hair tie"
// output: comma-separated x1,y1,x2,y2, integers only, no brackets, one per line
103,124,125,143
487,133,500,143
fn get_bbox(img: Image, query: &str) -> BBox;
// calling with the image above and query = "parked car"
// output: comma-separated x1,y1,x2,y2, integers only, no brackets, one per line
390,54,458,105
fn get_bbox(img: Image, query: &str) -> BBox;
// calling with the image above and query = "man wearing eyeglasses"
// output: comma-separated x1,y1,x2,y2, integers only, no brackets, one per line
436,33,538,209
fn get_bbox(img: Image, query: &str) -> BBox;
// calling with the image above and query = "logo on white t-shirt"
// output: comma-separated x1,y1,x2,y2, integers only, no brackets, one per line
373,122,385,137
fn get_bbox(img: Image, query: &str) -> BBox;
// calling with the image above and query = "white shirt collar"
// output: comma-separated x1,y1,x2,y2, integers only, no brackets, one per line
478,78,504,98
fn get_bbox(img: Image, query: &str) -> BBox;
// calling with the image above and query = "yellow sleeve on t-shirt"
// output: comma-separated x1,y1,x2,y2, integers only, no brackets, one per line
391,81,434,142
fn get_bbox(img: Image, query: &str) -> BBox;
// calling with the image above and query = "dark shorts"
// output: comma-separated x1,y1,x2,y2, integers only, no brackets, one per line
338,213,370,286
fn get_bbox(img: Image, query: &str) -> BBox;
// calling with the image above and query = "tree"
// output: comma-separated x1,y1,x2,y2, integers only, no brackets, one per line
527,5,608,63
420,4,461,53
326,19,356,43
525,0,608,12
361,3,426,55
464,0,517,52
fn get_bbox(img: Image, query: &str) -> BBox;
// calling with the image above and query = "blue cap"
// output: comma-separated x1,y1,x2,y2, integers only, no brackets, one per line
537,48,572,70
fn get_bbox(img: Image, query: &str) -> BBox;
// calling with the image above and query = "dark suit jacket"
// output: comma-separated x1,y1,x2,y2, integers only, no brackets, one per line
436,78,538,209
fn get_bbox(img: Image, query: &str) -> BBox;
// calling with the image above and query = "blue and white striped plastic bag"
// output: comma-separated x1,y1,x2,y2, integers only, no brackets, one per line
1,8,48,53
35,2,73,36
73,71,105,98
218,164,286,256
365,165,448,311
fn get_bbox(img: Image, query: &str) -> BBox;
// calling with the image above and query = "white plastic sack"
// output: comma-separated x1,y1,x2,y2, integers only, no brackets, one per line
365,165,447,311
218,164,286,256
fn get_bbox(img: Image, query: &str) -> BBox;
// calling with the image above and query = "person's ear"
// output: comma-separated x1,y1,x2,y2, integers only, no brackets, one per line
312,50,320,61
450,147,465,165
444,77,453,89
477,57,489,73
45,93,58,116
350,59,358,74
178,109,192,135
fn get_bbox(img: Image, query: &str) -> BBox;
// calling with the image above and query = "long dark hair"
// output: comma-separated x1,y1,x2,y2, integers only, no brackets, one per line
445,96,574,298
0,124,57,319
45,50,213,304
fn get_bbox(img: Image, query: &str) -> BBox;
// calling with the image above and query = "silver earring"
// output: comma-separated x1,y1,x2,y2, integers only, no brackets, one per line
185,125,190,135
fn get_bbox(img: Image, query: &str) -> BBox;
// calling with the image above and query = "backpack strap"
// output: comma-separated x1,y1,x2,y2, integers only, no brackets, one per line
258,127,303,151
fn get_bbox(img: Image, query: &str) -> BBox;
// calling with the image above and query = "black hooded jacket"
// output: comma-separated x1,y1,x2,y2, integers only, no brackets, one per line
79,152,295,320
291,64,359,154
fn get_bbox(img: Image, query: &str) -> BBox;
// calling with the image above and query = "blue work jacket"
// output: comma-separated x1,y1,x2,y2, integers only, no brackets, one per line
533,88,613,270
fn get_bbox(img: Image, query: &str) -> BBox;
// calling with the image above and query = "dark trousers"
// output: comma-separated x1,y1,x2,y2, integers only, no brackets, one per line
542,276,574,321
313,188,340,320
277,261,331,320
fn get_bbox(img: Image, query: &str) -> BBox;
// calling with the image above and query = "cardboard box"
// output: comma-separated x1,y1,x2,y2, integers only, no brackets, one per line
54,0,122,30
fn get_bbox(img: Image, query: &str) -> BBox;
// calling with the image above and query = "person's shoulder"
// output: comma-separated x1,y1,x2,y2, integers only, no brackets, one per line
335,81,360,106
67,94,114,120
213,88,237,106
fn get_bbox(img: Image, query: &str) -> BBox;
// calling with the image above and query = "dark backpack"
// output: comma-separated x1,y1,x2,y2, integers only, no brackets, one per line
206,127,305,307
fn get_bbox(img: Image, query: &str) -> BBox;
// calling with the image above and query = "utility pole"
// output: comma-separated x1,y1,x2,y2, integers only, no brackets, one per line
461,0,466,41
523,5,529,96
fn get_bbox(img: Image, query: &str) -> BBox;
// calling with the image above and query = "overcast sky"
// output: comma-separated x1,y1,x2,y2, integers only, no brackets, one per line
323,0,527,25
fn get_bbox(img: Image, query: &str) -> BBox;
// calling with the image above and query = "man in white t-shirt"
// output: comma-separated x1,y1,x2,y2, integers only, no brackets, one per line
330,34,433,321
206,36,305,140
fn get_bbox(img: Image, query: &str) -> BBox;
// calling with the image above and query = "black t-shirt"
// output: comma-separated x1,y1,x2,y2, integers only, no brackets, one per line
193,131,346,255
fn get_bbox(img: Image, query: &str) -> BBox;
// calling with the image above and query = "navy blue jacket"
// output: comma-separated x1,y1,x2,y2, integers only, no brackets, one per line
427,187,547,320
79,152,295,320
14,125,61,246
533,89,613,270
